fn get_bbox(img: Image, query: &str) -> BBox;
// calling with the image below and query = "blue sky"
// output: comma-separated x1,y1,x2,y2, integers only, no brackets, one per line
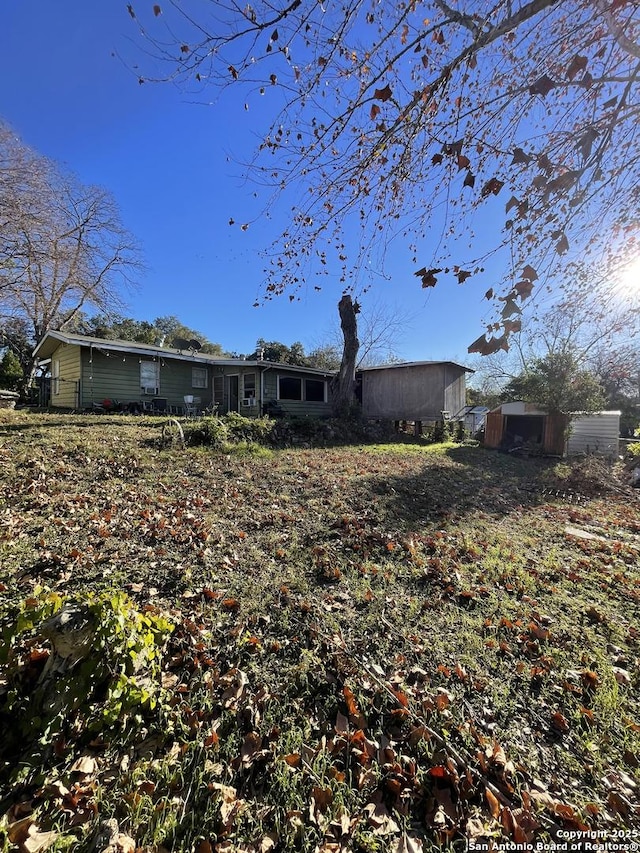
0,1,504,364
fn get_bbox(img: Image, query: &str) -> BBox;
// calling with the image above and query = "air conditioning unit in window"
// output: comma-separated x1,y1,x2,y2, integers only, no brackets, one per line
142,386,158,395
241,397,257,407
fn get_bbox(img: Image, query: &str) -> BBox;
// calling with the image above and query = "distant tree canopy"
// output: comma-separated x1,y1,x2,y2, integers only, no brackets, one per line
245,338,342,370
68,313,227,356
0,347,23,391
502,351,606,415
470,274,639,418
590,344,640,435
132,0,640,354
250,338,308,365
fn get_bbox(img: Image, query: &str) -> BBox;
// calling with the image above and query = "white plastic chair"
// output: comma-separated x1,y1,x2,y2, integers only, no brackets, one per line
183,395,200,416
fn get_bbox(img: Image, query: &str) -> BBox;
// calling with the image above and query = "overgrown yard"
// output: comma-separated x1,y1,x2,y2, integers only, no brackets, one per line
1,412,640,852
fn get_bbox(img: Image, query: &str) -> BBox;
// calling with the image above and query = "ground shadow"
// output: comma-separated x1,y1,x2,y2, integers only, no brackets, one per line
363,443,569,529
0,415,162,435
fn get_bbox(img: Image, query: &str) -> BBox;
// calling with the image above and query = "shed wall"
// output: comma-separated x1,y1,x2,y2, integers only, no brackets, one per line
361,364,466,420
567,413,620,456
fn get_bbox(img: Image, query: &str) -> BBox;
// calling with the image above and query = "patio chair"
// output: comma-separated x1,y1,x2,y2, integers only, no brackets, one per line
183,395,201,417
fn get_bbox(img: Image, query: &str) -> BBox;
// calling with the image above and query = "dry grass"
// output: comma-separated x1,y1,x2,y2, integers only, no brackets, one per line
1,411,639,852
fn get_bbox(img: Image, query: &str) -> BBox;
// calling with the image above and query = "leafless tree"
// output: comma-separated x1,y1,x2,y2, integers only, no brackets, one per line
470,261,640,393
129,0,640,363
313,296,414,367
0,123,143,388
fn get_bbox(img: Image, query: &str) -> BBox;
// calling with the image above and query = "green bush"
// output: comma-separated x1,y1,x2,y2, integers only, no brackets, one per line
224,412,277,443
454,420,467,442
628,442,640,458
185,415,229,447
185,414,276,448
0,589,174,776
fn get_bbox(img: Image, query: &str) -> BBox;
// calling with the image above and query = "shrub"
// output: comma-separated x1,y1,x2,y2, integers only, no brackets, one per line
185,416,229,447
224,412,277,444
185,414,277,448
0,589,174,775
454,420,467,442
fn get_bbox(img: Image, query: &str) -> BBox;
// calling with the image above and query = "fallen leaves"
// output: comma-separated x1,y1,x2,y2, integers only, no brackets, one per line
3,416,640,849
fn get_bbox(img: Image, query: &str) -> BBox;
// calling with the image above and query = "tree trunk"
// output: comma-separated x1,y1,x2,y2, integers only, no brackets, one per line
331,295,360,417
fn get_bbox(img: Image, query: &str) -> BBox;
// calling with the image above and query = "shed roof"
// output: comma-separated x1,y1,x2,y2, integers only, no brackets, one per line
458,405,490,415
358,360,474,373
490,400,621,417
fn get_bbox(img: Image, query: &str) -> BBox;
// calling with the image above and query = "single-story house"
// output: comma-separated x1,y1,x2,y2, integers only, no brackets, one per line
356,361,473,423
33,332,475,422
33,331,335,417
484,401,621,456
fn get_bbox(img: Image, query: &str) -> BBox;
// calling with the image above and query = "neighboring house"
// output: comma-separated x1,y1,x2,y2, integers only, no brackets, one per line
33,331,334,417
484,401,621,456
357,361,473,423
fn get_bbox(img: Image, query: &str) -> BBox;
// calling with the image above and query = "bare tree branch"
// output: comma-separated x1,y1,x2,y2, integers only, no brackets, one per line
0,122,143,389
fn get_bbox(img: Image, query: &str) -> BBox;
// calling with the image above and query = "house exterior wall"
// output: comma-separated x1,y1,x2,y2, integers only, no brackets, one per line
260,367,333,418
50,343,81,409
44,342,335,416
78,349,214,411
360,363,467,421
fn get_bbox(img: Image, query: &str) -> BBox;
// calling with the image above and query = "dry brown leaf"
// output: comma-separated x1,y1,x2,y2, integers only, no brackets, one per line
70,755,98,776
391,832,424,853
335,711,349,733
7,816,33,845
259,833,278,852
101,833,136,853
21,825,59,853
485,787,501,819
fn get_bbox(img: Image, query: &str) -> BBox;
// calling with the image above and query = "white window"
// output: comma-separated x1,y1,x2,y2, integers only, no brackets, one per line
192,367,208,389
243,372,256,398
140,361,159,394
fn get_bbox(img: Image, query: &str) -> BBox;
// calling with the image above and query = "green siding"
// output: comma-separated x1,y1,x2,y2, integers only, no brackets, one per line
48,342,333,416
50,343,81,409
79,348,213,411
262,368,332,418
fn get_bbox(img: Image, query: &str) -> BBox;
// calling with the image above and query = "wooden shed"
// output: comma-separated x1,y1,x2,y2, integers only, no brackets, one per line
484,402,620,456
357,361,472,422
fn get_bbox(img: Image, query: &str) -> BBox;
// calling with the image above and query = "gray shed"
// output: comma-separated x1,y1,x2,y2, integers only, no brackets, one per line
357,361,472,422
566,412,621,457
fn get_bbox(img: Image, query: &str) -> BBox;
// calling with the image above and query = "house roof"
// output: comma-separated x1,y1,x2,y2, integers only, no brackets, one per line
32,330,335,376
357,360,474,373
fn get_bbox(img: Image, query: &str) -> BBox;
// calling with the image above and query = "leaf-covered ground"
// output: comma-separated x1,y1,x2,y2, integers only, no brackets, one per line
1,412,640,852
